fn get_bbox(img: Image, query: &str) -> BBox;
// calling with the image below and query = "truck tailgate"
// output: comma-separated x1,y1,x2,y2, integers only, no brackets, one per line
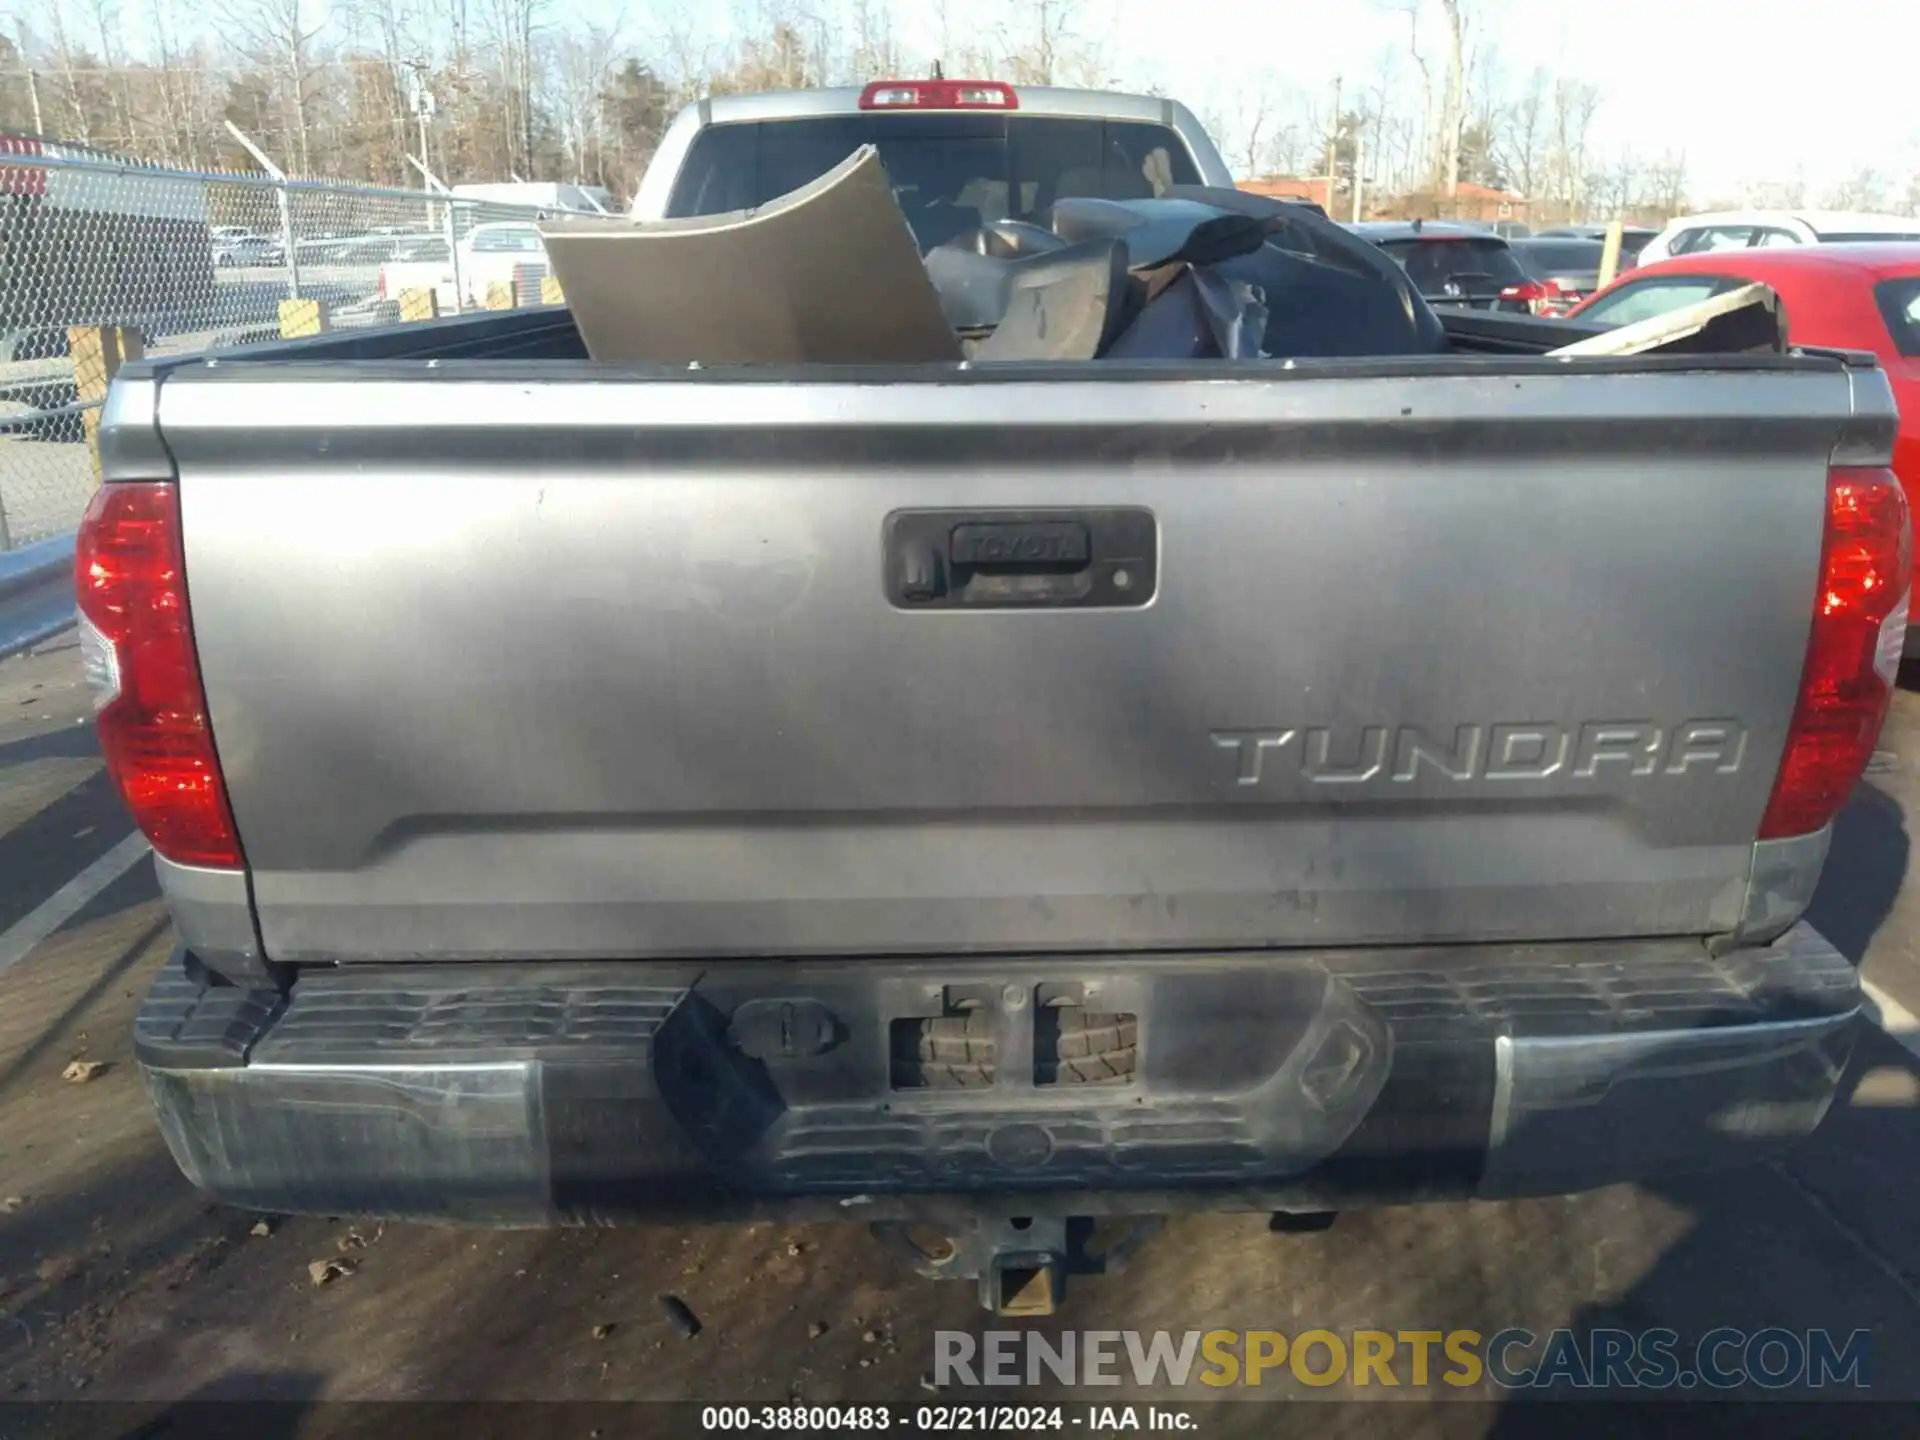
153,361,1869,963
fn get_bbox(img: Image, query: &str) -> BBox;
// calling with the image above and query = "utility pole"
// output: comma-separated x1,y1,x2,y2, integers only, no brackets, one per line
1441,0,1464,201
15,26,42,133
1353,128,1366,223
404,63,437,182
1324,74,1341,212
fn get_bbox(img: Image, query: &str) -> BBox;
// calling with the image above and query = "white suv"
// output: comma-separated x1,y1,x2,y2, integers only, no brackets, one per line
1637,210,1920,268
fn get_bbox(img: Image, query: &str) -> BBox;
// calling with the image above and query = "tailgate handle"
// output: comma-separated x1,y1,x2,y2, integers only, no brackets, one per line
884,508,1157,610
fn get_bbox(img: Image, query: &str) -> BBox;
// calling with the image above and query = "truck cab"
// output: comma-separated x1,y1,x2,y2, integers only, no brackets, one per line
632,80,1234,250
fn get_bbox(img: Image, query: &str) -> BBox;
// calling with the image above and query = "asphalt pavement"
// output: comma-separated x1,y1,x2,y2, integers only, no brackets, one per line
1,632,1918,1433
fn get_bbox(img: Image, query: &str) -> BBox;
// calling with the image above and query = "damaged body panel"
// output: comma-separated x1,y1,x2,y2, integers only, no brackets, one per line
550,142,1448,365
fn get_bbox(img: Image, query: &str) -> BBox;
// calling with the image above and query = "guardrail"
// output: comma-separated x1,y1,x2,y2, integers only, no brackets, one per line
0,532,75,662
1,145,563,555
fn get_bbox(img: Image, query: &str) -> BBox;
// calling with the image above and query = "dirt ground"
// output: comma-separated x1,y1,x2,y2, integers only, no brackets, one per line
3,635,1920,1437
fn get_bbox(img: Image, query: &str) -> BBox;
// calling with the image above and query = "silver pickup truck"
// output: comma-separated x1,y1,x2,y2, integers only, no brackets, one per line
85,83,1912,1314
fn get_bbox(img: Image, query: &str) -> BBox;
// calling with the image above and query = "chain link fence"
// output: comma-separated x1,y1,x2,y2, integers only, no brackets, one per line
1,136,565,549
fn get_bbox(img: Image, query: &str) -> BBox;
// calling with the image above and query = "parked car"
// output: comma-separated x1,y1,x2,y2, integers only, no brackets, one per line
1506,237,1612,312
93,81,1905,1317
375,228,551,314
376,235,459,311
296,233,408,268
1636,211,1920,269
456,221,550,307
1534,224,1658,264
1345,220,1535,309
1569,242,1920,642
213,234,282,268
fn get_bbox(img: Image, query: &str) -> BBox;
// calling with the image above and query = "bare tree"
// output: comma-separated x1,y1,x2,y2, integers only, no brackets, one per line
1237,88,1272,178
652,8,718,100
1000,0,1104,87
549,21,619,180
1641,150,1688,219
844,0,901,81
1546,77,1599,222
221,0,326,171
1824,167,1890,211
1490,66,1546,200
1388,2,1435,190
0,0,1766,225
31,2,96,145
930,0,996,77
82,0,136,151
149,0,210,166
1204,79,1280,179
1586,154,1637,218
340,0,430,180
1379,0,1467,194
479,0,550,177
1464,39,1503,185
1738,171,1807,210
709,1,831,94
1358,49,1398,193
2,34,37,134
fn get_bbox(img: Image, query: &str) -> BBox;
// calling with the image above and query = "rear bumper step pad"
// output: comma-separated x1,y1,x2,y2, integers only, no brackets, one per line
136,926,1860,1224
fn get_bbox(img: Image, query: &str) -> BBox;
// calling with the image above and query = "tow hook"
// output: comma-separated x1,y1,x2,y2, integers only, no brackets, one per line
870,1215,1164,1315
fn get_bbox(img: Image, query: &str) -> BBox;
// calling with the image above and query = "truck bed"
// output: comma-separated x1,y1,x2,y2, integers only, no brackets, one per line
100,312,1895,971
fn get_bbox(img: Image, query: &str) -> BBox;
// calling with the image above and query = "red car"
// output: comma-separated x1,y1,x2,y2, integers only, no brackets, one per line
1570,244,1920,632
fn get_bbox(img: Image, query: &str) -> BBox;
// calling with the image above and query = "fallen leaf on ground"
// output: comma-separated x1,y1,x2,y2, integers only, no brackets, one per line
60,1062,108,1084
307,1257,358,1287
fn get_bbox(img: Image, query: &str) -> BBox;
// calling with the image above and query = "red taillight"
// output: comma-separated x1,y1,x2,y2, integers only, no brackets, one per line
75,483,244,870
377,266,388,299
1758,465,1912,840
1497,279,1565,315
858,80,1018,110
0,133,47,197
